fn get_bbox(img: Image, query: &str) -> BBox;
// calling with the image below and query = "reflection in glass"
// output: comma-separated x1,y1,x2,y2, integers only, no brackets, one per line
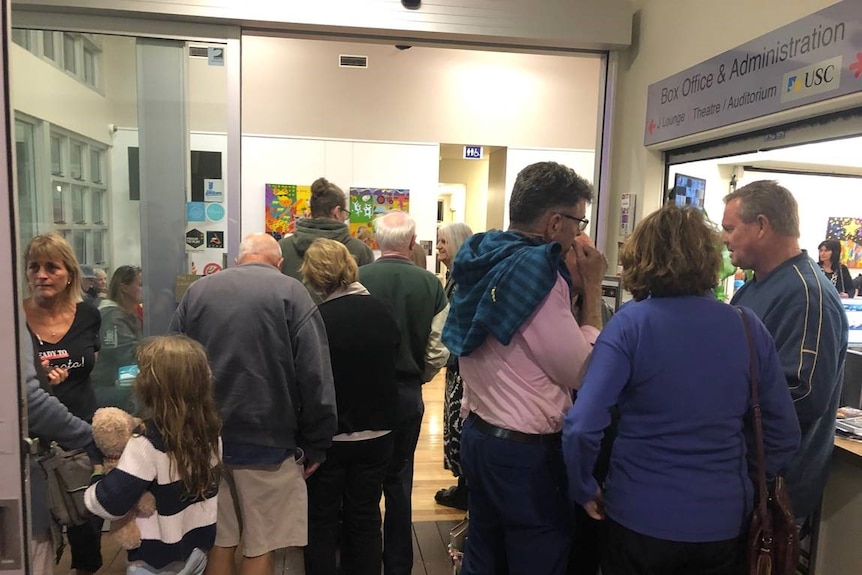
12,29,30,49
92,189,104,224
43,31,56,61
72,185,86,223
64,33,76,73
93,230,104,264
70,141,83,179
91,149,102,182
84,47,96,87
52,182,66,223
15,120,38,249
72,229,87,263
51,134,63,175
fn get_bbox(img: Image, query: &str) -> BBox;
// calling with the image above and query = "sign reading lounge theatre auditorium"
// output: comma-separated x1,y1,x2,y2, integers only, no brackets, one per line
644,0,862,145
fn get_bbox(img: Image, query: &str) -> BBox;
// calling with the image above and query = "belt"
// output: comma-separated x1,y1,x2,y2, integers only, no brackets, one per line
468,413,561,445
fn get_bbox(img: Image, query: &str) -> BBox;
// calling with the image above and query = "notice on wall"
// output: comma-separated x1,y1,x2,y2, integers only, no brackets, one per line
644,0,862,145
619,193,636,238
348,188,410,249
265,184,312,239
826,216,862,267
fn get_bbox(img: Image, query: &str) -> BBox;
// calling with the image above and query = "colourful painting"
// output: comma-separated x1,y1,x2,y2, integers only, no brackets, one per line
265,184,311,239
348,188,410,249
825,217,862,267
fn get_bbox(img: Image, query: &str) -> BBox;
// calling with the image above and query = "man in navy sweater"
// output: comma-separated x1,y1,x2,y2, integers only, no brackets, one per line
723,180,847,527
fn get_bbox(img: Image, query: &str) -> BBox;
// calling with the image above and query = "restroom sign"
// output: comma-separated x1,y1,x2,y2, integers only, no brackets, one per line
463,145,483,160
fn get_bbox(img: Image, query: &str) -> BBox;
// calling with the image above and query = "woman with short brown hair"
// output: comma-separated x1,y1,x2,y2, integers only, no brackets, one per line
563,206,801,575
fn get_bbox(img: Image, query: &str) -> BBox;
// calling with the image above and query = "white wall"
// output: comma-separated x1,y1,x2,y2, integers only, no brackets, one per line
667,160,732,227
608,0,842,268
503,148,596,231
242,36,603,150
241,135,440,256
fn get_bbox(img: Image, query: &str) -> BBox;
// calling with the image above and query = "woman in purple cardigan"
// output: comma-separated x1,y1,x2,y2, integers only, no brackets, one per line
563,206,801,575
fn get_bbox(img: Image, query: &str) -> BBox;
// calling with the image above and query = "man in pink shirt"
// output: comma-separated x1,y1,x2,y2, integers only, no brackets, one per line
441,161,606,575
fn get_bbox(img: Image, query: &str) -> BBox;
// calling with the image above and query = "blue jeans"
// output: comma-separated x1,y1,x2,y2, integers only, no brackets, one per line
460,416,571,575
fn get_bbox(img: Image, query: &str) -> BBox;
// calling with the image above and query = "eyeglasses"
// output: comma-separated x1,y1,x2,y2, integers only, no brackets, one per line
558,213,589,231
340,207,351,216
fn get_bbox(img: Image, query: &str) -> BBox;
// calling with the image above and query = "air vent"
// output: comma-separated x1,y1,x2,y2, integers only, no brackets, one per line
339,54,368,68
189,46,209,58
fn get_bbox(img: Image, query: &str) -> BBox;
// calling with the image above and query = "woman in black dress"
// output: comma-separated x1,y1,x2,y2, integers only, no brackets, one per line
23,233,103,575
434,223,473,510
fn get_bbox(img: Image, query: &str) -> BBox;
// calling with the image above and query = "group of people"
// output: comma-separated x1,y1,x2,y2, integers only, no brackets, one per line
20,162,851,575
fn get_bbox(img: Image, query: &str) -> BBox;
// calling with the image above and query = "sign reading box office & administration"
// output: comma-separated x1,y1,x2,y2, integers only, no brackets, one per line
644,0,862,146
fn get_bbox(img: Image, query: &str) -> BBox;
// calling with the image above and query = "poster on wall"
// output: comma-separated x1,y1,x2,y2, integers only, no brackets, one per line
348,188,410,248
265,184,312,239
825,217,862,267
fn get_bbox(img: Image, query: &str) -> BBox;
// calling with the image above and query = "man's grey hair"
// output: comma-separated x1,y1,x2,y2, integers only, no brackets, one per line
238,233,282,266
374,211,416,252
724,180,799,238
509,161,593,227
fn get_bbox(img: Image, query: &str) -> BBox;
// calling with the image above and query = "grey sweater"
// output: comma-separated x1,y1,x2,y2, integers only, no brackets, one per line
169,262,337,463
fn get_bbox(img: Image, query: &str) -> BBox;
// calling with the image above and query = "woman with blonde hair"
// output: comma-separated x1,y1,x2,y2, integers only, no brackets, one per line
301,238,400,575
433,222,473,510
563,206,801,575
86,335,221,574
22,233,103,575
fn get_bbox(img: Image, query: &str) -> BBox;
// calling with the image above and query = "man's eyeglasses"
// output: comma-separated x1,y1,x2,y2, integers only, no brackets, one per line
340,207,352,216
558,213,589,231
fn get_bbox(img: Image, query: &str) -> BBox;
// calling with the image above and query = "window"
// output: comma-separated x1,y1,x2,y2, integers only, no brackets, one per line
45,128,110,267
72,185,86,224
43,31,56,61
83,47,97,87
53,182,67,224
63,33,76,74
12,29,30,49
51,135,63,175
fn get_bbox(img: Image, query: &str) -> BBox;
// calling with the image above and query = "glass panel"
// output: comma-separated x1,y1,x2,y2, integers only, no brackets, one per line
90,149,102,183
15,120,39,249
84,48,96,86
52,182,67,223
93,230,104,264
63,33,76,73
70,141,83,179
71,230,87,263
12,29,29,49
43,31,56,61
50,134,63,175
92,189,104,224
72,185,86,223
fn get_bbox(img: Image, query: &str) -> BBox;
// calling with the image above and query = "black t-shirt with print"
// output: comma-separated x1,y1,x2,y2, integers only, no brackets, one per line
33,302,101,422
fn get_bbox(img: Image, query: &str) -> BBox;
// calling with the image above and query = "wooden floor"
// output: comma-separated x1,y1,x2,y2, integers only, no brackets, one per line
57,372,463,574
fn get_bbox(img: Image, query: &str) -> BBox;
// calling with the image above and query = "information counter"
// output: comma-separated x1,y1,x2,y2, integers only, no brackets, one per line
812,438,862,574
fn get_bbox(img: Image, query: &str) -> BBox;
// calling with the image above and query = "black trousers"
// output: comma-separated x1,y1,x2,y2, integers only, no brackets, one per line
67,514,104,572
600,518,745,575
305,434,394,575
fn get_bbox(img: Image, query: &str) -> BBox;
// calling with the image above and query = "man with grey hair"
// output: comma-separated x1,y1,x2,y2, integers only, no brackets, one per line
724,180,847,528
170,233,337,575
358,211,449,575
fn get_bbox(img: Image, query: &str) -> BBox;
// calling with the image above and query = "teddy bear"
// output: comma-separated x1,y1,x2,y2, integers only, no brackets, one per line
91,406,156,550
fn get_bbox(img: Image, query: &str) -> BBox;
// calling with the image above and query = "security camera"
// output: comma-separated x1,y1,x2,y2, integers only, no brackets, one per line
401,0,420,7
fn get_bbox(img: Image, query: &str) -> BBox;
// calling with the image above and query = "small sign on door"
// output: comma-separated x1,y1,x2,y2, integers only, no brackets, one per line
463,145,483,160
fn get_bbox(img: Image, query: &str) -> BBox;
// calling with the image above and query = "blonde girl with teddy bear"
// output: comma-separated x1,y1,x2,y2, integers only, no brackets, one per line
85,335,222,575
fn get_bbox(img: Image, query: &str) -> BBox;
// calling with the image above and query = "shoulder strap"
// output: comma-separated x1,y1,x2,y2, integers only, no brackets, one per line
735,306,772,541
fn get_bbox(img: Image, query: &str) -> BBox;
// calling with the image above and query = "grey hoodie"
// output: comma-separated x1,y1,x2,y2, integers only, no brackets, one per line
278,218,374,303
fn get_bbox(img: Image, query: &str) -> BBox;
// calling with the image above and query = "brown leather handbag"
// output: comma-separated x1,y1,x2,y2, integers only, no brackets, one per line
738,308,800,575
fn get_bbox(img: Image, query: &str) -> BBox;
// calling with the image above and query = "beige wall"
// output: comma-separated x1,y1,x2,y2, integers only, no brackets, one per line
439,158,489,233
242,36,602,150
487,148,507,231
11,43,111,144
607,0,842,267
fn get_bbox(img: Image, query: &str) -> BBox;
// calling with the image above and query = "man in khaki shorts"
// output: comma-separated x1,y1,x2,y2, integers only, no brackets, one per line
170,233,337,575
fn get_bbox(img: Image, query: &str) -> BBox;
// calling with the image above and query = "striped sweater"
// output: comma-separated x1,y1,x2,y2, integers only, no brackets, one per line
84,424,220,569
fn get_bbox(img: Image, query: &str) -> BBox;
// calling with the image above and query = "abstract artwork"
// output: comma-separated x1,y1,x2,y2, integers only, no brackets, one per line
825,217,862,267
348,188,410,248
265,184,311,239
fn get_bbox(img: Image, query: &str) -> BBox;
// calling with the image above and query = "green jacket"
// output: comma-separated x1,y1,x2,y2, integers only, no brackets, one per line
279,218,375,303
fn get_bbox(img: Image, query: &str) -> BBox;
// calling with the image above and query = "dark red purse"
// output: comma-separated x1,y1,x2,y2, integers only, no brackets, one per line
737,308,800,575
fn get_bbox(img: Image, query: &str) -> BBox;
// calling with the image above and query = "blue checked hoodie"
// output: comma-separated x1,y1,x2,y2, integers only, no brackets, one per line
442,231,571,357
